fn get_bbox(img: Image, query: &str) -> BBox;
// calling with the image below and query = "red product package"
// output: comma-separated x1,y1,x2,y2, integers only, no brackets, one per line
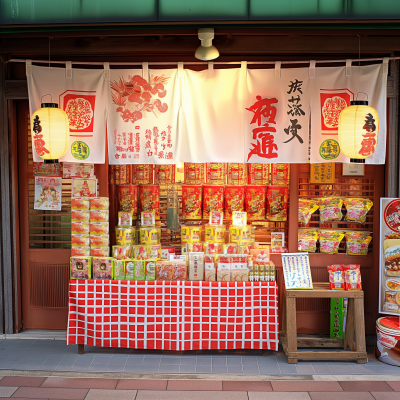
245,185,266,220
203,185,224,220
327,265,345,290
344,264,362,290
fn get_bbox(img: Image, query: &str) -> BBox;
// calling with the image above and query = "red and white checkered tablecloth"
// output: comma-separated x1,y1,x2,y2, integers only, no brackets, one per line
67,280,279,351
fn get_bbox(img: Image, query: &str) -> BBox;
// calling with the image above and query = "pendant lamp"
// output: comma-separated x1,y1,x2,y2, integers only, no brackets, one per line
32,100,70,163
338,99,379,163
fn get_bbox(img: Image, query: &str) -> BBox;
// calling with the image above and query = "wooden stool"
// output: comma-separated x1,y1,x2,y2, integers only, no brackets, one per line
280,282,367,364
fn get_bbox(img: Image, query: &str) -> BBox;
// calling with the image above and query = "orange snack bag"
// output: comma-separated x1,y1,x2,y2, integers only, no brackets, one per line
327,265,345,290
344,264,362,290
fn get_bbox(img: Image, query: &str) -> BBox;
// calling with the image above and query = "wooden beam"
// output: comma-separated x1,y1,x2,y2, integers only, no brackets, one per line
5,80,28,99
1,35,398,57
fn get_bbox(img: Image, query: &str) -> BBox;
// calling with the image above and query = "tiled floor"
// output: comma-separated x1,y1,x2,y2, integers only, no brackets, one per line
1,339,400,375
1,376,400,399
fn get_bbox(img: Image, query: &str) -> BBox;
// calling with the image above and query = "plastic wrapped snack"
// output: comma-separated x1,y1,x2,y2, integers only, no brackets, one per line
227,163,247,185
186,243,204,253
124,260,136,281
71,197,90,211
148,244,161,260
90,222,109,235
345,231,372,241
203,242,223,255
132,245,149,260
345,232,372,256
204,255,216,281
229,225,255,245
268,260,276,282
343,198,373,224
217,255,231,282
92,257,113,280
145,259,156,281
344,264,362,290
156,261,174,281
141,211,155,226
90,247,110,257
90,197,109,210
71,246,90,257
189,252,205,281
71,210,90,223
113,260,126,280
140,227,161,245
248,164,270,185
90,210,109,222
70,257,91,279
327,264,345,290
118,211,133,226
271,164,290,186
223,244,238,254
319,230,345,254
182,185,203,219
71,234,90,247
298,229,318,253
116,227,136,246
231,255,249,282
298,199,319,226
134,260,146,281
71,222,90,235
205,224,226,243
318,197,343,224
266,186,289,222
245,185,266,220
117,185,138,216
224,186,245,221
90,234,109,247
112,245,131,260
203,185,225,219
206,163,226,185
172,262,188,281
181,226,202,244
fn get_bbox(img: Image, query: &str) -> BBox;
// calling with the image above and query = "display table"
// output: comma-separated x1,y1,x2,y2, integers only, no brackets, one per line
67,280,279,353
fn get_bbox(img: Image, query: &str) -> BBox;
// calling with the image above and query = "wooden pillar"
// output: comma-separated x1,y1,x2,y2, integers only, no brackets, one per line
0,58,14,334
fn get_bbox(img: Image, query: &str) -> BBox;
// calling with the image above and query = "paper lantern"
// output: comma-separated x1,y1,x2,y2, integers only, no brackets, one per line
32,103,69,162
338,100,379,163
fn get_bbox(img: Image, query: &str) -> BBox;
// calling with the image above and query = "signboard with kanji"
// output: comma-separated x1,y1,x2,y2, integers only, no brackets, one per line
310,163,335,184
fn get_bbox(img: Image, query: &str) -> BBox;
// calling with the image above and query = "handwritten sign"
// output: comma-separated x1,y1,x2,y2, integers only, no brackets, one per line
310,163,335,184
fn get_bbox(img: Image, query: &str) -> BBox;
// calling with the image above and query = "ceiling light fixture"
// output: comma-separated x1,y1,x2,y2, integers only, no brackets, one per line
195,28,219,61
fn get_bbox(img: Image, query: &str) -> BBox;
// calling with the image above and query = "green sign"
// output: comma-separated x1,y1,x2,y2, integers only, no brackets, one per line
319,139,340,160
71,141,90,161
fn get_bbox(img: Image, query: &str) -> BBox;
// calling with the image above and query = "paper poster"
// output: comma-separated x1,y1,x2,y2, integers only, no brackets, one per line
34,176,62,211
33,162,62,177
281,253,313,290
72,178,97,197
379,198,400,315
271,232,285,248
310,163,336,184
63,163,94,179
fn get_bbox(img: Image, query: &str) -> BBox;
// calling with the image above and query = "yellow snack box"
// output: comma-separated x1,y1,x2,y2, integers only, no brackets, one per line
205,224,226,243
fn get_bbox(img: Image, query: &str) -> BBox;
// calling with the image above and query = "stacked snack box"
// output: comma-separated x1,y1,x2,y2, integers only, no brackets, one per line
71,197,90,257
90,197,110,258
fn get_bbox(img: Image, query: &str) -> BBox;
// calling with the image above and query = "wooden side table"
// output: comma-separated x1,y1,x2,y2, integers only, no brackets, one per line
280,282,367,364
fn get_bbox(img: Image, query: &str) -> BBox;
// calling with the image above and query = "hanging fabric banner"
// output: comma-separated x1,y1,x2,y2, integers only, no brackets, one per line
107,68,181,165
244,67,311,164
27,64,107,163
310,63,387,164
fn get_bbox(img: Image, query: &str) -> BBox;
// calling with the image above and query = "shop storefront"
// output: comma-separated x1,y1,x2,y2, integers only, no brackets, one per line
1,1,400,355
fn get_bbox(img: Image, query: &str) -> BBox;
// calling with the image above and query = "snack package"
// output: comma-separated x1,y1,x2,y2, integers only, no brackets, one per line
248,164,270,185
231,255,249,282
71,210,90,223
298,199,319,226
204,255,216,281
225,186,246,220
245,185,266,220
223,243,238,254
186,243,204,253
230,225,255,244
161,247,175,259
139,185,160,220
132,245,149,260
124,259,136,280
148,244,161,260
145,259,156,281
71,222,90,235
344,198,373,224
90,222,109,235
206,163,226,185
319,230,345,254
345,231,372,241
90,234,109,247
209,211,224,225
327,265,345,290
112,245,131,260
90,247,110,257
71,246,90,257
268,260,276,282
118,211,133,226
92,257,113,280
266,186,289,222
203,242,223,255
71,234,90,247
140,227,161,245
117,185,138,216
115,227,136,246
141,211,155,226
232,211,247,226
133,165,154,184
189,252,205,281
172,262,188,281
271,164,290,186
156,261,174,281
217,255,231,282
344,264,362,290
71,197,90,211
298,229,318,253
346,236,372,256
203,185,225,220
113,260,126,280
155,164,175,184
237,244,250,254
182,185,203,219
181,226,202,244
227,163,247,185
318,197,343,224
90,210,109,222
90,197,109,210
184,163,204,185
134,260,146,281
70,257,91,279
205,224,226,243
